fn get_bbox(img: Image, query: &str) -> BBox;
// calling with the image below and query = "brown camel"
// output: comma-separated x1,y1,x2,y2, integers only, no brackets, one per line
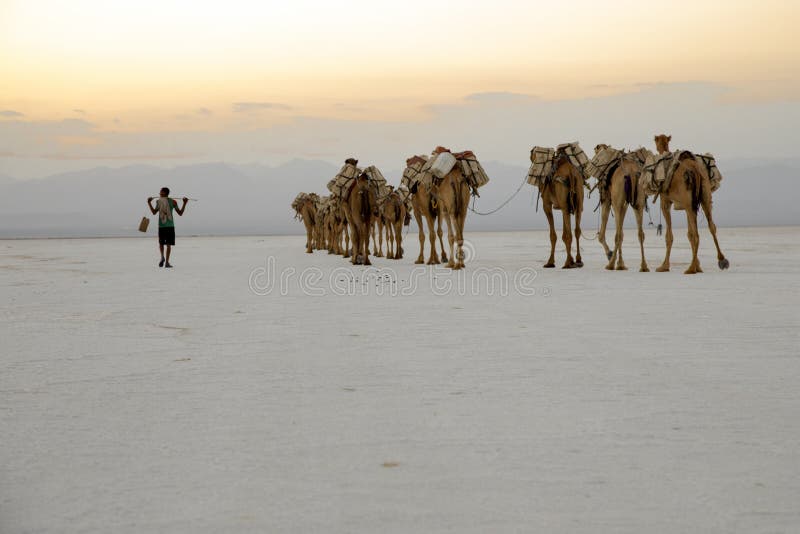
295,196,317,254
432,165,471,270
330,196,350,257
537,151,585,269
594,146,650,271
653,134,728,274
380,190,407,259
347,172,378,265
405,157,448,265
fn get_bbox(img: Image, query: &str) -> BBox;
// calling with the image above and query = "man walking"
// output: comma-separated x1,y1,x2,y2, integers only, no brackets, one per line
147,188,188,268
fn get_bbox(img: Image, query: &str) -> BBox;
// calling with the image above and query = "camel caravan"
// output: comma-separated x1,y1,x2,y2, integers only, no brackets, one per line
293,135,728,274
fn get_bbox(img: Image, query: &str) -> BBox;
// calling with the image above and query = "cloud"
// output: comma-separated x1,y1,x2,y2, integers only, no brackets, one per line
37,152,198,161
73,109,86,115
1,110,24,118
232,102,292,113
196,107,213,116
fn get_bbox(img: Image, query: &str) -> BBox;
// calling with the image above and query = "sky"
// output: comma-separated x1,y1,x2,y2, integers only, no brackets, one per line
1,0,799,179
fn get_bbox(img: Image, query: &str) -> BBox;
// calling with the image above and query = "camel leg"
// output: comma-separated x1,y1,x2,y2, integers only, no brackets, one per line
436,212,448,263
414,209,425,264
614,203,628,270
656,200,673,272
363,223,372,266
561,208,576,269
684,210,700,274
350,224,359,265
386,221,394,259
574,202,583,268
444,214,456,269
455,209,466,270
605,203,619,270
701,194,729,270
305,221,314,254
377,220,384,257
634,206,649,272
543,204,557,268
396,221,404,259
598,201,612,261
426,213,440,265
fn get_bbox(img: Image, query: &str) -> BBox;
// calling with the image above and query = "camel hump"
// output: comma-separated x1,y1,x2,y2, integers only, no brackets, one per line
678,150,695,161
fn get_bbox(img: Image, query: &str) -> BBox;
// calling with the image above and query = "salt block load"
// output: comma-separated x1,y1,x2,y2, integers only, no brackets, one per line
527,142,590,187
639,150,723,202
527,147,555,187
586,145,625,184
416,147,491,193
361,165,393,200
327,158,361,200
401,155,429,192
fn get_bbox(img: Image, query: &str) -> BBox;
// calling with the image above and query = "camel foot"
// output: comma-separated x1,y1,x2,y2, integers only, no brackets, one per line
446,260,456,269
606,251,613,260
683,267,699,275
364,259,372,266
306,249,313,254
543,262,555,269
640,265,650,273
415,258,424,264
719,258,730,270
616,264,628,271
427,255,440,265
441,252,448,262
656,264,669,272
605,264,615,271
575,260,584,268
562,260,577,269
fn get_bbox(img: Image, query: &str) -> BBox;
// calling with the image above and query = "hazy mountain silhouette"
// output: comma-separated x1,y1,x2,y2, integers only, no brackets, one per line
0,159,796,238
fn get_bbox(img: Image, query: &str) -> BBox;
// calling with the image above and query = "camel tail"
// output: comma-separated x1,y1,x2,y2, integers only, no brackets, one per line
394,200,401,224
687,161,702,213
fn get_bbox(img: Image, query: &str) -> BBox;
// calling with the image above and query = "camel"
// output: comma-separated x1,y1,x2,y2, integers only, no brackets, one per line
380,189,407,259
347,172,378,265
329,196,350,257
536,150,585,269
594,145,650,271
405,157,448,265
653,134,728,274
295,195,318,254
432,164,472,270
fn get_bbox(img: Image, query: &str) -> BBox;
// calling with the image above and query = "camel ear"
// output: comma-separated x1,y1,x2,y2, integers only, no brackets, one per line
654,135,658,142
667,135,672,141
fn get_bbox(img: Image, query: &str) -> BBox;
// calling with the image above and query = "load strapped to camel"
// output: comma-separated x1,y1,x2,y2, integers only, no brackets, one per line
397,185,414,214
327,158,361,199
291,192,319,218
586,145,625,186
527,142,590,187
361,165,393,201
415,147,490,195
400,155,429,192
639,150,723,197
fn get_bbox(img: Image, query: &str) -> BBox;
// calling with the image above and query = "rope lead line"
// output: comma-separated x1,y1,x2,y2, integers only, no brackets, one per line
468,175,529,216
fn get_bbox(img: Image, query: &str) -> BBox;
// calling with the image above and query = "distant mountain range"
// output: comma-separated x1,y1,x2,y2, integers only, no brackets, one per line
0,159,797,238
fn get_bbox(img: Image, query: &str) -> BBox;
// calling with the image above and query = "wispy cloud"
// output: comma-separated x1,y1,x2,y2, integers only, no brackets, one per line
196,107,213,116
232,102,292,113
0,110,25,118
73,109,86,115
38,152,198,161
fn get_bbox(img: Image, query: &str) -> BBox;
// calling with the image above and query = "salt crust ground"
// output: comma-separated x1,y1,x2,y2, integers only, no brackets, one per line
1,227,798,533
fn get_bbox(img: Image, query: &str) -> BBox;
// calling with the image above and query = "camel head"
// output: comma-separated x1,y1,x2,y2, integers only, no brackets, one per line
654,134,671,154
594,143,610,155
